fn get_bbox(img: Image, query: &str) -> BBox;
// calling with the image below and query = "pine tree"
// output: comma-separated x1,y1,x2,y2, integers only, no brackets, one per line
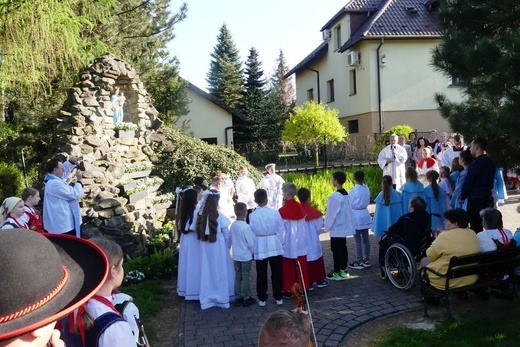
206,24,245,110
432,0,520,166
238,47,267,143
244,47,266,94
271,50,296,114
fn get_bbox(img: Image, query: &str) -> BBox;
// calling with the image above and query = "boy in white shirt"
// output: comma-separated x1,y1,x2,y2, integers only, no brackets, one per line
348,170,373,270
249,189,285,307
324,172,355,281
231,203,256,307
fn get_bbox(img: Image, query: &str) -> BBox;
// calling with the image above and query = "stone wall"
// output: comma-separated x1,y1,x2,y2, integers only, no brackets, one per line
48,54,170,255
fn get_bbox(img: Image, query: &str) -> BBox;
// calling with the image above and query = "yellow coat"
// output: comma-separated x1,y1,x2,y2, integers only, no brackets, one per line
426,227,480,290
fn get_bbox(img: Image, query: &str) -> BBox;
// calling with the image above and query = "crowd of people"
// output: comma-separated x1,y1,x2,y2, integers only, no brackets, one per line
375,132,507,235
176,165,375,311
0,156,143,347
1,131,516,345
375,132,519,296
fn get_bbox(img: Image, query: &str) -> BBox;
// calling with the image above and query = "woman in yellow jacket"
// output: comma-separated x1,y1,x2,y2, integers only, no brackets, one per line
422,208,480,289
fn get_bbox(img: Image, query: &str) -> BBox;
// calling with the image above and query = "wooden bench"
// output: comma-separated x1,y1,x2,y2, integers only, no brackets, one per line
419,246,520,318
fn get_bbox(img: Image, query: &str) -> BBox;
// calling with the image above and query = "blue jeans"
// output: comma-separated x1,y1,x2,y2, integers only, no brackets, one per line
354,229,370,262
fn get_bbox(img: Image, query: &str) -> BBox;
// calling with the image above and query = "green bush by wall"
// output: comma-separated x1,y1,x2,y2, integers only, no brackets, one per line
155,128,263,191
0,162,26,201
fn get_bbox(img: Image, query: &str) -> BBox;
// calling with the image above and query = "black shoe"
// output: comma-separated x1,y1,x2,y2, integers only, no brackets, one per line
234,298,244,307
243,297,257,307
282,291,293,299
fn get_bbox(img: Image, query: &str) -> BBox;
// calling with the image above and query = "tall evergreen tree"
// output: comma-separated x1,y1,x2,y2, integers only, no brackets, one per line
244,47,266,94
432,0,520,166
238,47,267,143
206,24,245,110
271,50,296,114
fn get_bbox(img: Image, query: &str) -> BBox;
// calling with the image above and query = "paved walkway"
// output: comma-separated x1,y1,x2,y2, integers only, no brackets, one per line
177,190,520,347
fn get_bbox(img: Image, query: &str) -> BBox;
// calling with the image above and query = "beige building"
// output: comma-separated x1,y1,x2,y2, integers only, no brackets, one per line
286,0,464,146
178,82,245,146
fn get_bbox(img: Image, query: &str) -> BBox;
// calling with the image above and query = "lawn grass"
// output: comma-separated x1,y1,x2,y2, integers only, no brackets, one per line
282,166,381,212
122,279,166,343
375,306,520,347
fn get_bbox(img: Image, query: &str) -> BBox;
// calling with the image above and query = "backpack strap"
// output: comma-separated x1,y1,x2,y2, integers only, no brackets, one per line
86,312,126,347
498,228,509,247
114,300,131,316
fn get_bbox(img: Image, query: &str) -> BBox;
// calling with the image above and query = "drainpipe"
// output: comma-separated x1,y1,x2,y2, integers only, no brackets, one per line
376,38,384,134
304,67,320,103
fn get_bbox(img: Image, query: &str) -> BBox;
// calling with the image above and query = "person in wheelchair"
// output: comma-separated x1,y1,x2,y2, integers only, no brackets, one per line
383,197,432,256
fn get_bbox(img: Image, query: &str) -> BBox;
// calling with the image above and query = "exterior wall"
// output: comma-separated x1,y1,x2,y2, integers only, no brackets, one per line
294,37,464,144
178,87,234,145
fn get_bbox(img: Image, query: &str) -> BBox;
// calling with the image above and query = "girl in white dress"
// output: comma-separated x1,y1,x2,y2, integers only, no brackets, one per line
197,189,235,309
177,186,203,300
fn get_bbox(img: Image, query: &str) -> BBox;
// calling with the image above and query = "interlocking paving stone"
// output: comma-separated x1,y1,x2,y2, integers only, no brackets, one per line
177,191,520,346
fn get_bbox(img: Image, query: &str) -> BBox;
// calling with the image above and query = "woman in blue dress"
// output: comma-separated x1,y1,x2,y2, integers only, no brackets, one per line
373,175,403,237
493,167,508,207
450,149,473,210
424,171,448,234
400,167,425,213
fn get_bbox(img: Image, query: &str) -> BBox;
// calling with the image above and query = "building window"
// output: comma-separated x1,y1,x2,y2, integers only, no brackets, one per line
349,69,357,95
327,79,335,102
335,25,341,50
447,75,464,86
201,137,218,145
307,88,314,101
348,120,359,134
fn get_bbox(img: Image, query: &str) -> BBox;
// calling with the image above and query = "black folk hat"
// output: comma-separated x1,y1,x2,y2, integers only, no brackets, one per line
0,229,108,341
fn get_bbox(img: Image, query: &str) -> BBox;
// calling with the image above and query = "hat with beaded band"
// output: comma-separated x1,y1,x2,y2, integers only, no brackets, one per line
0,229,108,341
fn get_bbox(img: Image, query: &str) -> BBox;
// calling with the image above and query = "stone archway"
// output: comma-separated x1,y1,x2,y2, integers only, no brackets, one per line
48,54,167,254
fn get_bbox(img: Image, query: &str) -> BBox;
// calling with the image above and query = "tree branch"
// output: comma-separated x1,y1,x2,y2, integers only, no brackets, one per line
116,0,151,16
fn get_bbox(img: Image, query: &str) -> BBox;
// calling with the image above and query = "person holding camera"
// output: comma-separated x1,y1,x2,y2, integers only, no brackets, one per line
377,134,408,190
43,156,84,237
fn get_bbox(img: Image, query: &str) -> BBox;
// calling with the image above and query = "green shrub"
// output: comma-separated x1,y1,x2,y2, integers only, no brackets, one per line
0,162,26,201
373,124,414,158
282,165,381,212
155,128,263,190
124,247,179,280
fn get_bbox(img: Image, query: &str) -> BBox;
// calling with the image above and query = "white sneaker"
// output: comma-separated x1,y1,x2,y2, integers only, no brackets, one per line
258,300,266,307
275,299,283,305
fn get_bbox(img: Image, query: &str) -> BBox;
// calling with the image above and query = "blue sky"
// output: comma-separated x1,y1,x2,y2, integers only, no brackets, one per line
168,0,346,91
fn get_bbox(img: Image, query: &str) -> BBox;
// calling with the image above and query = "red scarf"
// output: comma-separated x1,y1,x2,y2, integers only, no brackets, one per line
278,199,306,220
300,202,323,221
418,157,436,169
70,295,122,346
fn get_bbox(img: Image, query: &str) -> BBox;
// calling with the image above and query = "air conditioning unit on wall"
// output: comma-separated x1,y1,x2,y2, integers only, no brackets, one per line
347,51,360,66
322,29,331,41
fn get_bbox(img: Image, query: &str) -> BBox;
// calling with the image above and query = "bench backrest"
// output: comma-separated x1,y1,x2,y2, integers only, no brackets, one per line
447,247,520,279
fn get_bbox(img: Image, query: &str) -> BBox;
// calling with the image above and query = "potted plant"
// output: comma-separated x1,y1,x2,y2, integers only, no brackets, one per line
114,122,138,138
153,193,175,210
125,177,164,203
123,161,153,180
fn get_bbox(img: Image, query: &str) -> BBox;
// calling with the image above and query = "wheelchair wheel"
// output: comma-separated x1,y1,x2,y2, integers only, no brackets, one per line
384,243,416,290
